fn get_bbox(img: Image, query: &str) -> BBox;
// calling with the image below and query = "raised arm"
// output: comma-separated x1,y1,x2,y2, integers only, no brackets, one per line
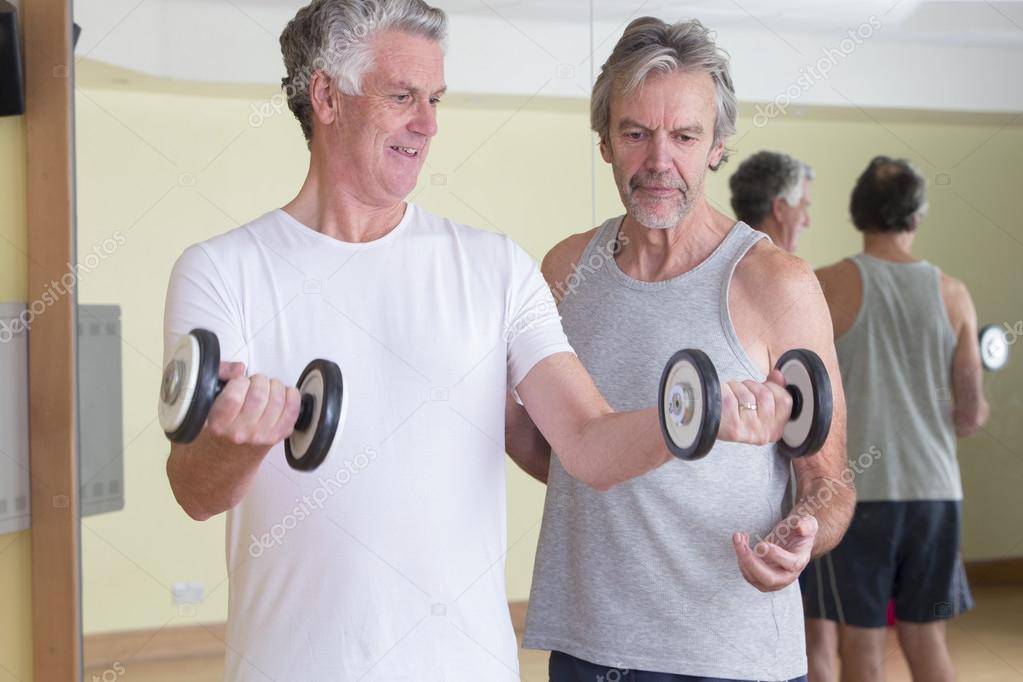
510,233,798,492
942,274,990,437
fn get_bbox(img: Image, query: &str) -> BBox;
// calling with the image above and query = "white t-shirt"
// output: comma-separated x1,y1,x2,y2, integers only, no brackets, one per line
162,204,572,681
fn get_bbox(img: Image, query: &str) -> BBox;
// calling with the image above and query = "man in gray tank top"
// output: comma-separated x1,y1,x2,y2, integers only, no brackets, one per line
806,157,988,681
506,17,855,681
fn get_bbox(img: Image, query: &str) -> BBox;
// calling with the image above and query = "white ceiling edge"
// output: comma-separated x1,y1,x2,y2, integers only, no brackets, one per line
71,0,1023,113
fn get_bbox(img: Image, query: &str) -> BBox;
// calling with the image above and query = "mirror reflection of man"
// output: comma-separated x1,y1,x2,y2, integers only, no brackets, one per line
729,150,813,255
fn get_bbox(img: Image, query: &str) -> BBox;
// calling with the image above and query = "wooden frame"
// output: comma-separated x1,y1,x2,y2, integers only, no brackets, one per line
24,0,81,679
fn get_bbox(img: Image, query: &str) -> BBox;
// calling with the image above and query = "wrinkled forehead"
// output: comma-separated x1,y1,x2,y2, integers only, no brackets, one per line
609,69,718,131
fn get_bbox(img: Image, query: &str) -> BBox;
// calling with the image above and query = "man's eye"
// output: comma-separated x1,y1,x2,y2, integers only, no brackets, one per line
394,94,411,103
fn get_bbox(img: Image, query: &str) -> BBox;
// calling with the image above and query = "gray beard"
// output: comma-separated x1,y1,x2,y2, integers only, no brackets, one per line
627,193,691,230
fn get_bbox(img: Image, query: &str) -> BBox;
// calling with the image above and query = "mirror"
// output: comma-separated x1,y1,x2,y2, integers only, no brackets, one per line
71,1,1022,680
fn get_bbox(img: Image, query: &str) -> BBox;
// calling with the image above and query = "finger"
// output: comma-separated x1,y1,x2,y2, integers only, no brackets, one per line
760,380,793,440
757,542,804,573
729,381,764,444
218,361,246,382
733,533,793,591
254,378,289,444
233,374,272,439
208,376,250,433
742,380,776,442
272,386,303,440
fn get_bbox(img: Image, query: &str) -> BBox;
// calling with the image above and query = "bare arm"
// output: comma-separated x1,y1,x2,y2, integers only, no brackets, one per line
943,276,990,436
730,252,854,592
510,234,797,492
504,392,551,483
780,262,854,557
167,362,301,520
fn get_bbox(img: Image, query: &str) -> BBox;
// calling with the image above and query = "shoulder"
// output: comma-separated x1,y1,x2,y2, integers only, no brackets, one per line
938,270,973,330
734,238,821,304
413,204,515,255
541,229,599,301
814,258,859,304
180,211,278,263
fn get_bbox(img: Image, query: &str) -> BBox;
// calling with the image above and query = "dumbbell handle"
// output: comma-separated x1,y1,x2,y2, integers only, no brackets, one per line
786,385,803,421
214,379,316,431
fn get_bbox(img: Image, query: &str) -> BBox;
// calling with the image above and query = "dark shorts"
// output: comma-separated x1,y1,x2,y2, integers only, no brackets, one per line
549,651,807,682
801,500,974,628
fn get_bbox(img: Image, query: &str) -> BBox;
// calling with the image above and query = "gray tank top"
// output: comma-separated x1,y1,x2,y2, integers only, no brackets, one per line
836,254,959,501
523,217,806,680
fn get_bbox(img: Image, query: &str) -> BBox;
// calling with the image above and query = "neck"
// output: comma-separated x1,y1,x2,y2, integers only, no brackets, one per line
755,219,788,253
862,230,916,262
615,199,733,282
282,155,406,243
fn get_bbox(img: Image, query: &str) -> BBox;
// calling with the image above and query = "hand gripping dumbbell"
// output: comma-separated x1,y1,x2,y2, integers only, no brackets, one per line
657,348,832,461
978,324,1010,372
158,328,347,471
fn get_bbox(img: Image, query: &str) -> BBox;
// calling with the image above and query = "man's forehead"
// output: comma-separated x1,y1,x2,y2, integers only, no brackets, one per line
609,73,717,128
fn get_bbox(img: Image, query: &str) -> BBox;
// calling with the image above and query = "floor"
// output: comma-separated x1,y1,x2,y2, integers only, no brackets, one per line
84,586,1023,681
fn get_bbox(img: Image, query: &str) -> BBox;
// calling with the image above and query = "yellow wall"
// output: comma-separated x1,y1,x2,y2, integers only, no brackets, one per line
0,112,33,680
75,59,1023,636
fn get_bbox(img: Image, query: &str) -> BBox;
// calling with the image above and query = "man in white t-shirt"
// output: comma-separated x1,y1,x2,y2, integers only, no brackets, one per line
163,2,800,679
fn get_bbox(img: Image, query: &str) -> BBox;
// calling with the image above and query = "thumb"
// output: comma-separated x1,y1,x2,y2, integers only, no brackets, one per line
766,368,787,387
795,515,819,537
218,361,246,381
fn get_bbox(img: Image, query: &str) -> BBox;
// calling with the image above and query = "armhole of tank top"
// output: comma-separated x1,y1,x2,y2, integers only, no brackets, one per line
931,265,957,344
836,256,868,343
578,216,622,268
720,229,769,382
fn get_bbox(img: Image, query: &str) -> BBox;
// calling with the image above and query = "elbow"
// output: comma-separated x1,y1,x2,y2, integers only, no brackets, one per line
955,407,989,438
167,455,215,521
184,504,214,522
559,454,614,492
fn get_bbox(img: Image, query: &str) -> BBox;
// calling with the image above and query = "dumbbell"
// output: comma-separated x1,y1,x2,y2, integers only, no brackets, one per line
158,328,346,471
657,348,832,461
979,324,1010,372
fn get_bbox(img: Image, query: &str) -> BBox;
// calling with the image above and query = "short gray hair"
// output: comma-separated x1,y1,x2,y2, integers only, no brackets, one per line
591,17,737,169
729,151,814,228
280,0,447,146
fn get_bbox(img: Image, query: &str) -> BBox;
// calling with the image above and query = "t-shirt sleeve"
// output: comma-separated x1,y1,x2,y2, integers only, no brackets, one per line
504,237,575,394
163,243,249,368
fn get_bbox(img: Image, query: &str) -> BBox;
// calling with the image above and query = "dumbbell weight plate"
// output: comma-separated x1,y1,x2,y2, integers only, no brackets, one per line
775,349,832,458
285,359,346,472
979,324,1009,372
658,349,721,461
158,328,221,443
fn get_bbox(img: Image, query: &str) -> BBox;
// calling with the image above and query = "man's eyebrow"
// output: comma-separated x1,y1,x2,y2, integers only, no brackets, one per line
617,118,704,136
395,81,448,96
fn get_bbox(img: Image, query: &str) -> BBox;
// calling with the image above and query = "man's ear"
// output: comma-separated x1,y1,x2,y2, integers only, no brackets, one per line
707,136,725,170
599,137,612,164
309,70,340,127
771,196,787,223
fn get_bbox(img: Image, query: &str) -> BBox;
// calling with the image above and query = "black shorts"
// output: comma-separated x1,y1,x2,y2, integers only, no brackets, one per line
801,500,974,628
549,651,807,682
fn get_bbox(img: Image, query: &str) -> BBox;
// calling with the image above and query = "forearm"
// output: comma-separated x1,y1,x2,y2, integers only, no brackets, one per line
166,437,266,521
791,474,856,557
560,407,671,491
505,394,552,483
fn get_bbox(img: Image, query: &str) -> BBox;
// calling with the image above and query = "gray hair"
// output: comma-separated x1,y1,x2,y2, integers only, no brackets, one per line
729,151,814,228
591,17,737,169
280,0,447,146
